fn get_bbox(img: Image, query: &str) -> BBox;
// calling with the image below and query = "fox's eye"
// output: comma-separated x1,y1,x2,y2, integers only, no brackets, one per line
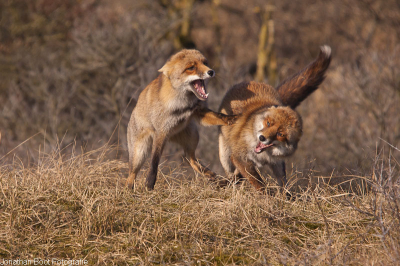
267,121,270,127
187,66,195,71
203,61,208,66
277,132,284,137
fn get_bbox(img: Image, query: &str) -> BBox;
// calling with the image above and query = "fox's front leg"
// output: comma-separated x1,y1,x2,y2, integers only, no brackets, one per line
145,134,167,190
269,160,292,198
195,107,238,126
231,156,265,191
270,160,287,188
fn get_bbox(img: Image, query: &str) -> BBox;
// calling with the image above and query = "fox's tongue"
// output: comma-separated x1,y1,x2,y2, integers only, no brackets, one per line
255,142,273,153
193,80,208,99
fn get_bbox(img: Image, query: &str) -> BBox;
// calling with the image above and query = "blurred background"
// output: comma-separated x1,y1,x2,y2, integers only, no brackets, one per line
1,0,399,178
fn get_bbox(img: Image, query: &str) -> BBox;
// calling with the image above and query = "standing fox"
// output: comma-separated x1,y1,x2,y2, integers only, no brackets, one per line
218,45,331,191
127,49,236,190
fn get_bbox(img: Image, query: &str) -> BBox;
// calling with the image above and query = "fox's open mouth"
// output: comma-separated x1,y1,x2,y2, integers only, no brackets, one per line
191,79,208,100
254,142,274,154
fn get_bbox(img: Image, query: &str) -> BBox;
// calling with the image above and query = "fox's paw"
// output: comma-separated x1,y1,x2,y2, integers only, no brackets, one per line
205,173,230,188
203,171,217,182
223,114,239,126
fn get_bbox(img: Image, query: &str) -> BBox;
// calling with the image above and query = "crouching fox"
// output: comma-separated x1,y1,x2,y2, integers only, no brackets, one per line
218,46,331,191
127,49,236,190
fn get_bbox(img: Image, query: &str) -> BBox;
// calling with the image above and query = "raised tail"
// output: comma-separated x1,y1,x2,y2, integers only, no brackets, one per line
276,45,332,109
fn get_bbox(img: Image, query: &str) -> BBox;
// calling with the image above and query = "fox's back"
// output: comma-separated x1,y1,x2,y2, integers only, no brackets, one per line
219,81,282,116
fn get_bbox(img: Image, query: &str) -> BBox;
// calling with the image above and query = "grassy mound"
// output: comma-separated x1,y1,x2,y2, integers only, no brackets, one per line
1,146,399,265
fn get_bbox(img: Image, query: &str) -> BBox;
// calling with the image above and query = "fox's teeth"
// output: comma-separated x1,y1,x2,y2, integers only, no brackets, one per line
205,93,209,97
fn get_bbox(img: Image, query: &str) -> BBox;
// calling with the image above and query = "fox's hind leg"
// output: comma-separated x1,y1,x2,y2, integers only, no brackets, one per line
171,122,219,184
145,134,168,190
126,125,153,189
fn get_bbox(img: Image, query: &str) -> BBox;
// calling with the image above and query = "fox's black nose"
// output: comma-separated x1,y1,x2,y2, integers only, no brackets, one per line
207,70,215,77
259,135,266,142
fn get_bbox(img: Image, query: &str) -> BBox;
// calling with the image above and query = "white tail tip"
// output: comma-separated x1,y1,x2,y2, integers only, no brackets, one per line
320,45,332,58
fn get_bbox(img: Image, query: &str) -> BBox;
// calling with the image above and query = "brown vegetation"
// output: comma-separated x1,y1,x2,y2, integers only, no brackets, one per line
0,146,399,264
1,0,399,174
1,0,400,264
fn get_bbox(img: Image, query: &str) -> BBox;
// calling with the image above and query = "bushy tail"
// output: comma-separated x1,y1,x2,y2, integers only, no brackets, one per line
276,45,332,109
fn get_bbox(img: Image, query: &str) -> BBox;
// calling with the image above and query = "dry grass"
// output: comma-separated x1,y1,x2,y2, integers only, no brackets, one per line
1,145,399,265
1,1,400,264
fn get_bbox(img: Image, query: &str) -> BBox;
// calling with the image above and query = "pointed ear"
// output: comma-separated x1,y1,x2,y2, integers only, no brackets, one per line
158,65,165,73
158,62,170,78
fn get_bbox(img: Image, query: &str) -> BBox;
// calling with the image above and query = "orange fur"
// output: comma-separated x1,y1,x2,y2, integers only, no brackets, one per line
218,46,331,191
127,49,236,190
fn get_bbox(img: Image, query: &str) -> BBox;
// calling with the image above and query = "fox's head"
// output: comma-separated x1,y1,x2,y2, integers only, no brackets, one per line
253,106,302,157
158,49,215,101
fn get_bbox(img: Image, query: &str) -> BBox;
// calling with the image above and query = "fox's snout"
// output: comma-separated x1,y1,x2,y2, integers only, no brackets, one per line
183,63,214,80
207,69,215,77
194,66,214,79
258,134,273,145
257,130,284,145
